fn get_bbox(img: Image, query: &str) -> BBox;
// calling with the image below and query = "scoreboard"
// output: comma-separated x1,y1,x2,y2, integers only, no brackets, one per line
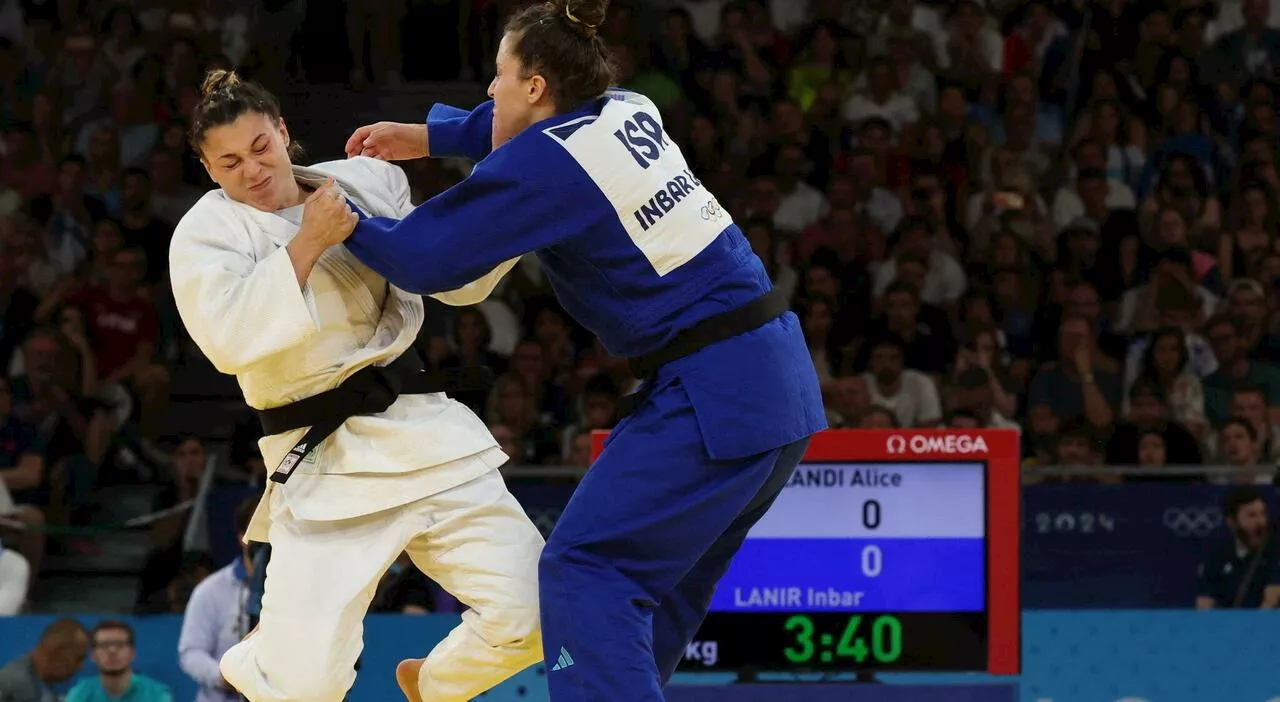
591,428,1021,675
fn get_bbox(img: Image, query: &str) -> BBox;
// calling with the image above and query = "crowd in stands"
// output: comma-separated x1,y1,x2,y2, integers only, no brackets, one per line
2,0,1280,619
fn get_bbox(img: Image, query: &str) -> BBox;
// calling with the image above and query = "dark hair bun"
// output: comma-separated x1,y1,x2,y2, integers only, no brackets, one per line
558,0,609,32
200,69,241,97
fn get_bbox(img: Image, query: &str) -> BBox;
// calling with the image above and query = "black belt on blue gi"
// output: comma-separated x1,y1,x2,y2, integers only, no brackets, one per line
257,352,494,484
617,286,791,418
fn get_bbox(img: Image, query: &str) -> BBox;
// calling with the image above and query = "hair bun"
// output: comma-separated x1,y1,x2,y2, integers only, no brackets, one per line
559,0,609,34
200,69,241,97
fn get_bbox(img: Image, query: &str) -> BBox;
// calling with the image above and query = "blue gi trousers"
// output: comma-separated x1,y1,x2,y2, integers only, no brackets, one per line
538,376,809,701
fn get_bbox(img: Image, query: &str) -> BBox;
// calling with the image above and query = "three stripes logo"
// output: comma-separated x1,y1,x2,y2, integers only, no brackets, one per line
550,647,575,671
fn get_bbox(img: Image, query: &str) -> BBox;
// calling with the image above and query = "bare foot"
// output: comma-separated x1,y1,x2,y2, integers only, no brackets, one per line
396,659,425,702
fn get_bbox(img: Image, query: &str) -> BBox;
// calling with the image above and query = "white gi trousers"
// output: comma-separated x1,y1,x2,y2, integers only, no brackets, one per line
219,454,544,702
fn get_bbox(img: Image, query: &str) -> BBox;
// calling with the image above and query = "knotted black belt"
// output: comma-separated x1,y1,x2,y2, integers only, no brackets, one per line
259,352,494,484
618,286,790,418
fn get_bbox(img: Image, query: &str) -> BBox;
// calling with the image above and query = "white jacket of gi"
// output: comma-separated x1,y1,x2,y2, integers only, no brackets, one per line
169,156,518,541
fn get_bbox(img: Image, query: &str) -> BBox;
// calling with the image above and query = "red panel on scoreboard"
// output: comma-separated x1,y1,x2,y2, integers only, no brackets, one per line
592,427,1022,676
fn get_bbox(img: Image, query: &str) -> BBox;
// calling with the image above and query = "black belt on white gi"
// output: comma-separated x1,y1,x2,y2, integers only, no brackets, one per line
617,286,791,418
258,352,494,484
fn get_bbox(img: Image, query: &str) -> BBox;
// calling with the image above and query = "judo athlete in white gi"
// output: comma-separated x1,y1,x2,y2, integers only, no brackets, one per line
340,1,828,699
168,69,544,702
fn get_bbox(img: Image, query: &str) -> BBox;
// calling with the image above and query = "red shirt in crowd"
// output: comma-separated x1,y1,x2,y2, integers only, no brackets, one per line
69,286,159,379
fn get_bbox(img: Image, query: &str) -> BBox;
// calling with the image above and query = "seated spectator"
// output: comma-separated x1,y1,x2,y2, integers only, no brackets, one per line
860,335,941,427
872,217,967,309
945,366,1019,430
0,233,39,375
1205,385,1280,463
484,374,558,466
1027,314,1123,444
65,620,172,702
0,374,48,577
488,424,526,468
1222,278,1280,364
436,307,509,415
66,245,170,443
1196,487,1280,609
1213,417,1272,485
0,618,89,702
178,499,256,702
825,374,871,428
1115,247,1219,336
1136,428,1169,468
1105,380,1203,466
858,279,954,375
0,540,30,615
146,149,202,228
1035,418,1113,483
1204,315,1280,426
1123,326,1210,438
1051,142,1137,230
559,375,619,462
944,409,983,428
857,406,900,429
842,54,919,135
10,328,115,516
566,429,594,468
799,296,842,384
115,169,173,285
137,436,210,610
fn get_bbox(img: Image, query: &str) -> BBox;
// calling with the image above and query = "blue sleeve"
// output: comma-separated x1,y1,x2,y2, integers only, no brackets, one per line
345,140,581,295
427,101,495,162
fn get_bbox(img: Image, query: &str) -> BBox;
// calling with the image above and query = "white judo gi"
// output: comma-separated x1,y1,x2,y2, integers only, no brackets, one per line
168,156,539,702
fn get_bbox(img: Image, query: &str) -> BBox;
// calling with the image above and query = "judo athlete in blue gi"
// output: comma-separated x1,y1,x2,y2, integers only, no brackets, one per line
341,0,826,698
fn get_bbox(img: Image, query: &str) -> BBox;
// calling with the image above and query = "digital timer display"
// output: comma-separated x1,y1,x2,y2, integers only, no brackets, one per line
604,429,1024,676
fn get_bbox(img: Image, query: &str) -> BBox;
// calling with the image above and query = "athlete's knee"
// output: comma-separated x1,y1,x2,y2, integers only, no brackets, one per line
222,629,355,702
481,576,541,646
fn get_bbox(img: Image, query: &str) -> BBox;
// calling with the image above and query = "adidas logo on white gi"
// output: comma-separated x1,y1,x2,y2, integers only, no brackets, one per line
550,647,575,671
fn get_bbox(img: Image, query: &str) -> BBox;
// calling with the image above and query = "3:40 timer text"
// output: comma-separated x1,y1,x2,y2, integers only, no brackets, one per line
783,614,903,665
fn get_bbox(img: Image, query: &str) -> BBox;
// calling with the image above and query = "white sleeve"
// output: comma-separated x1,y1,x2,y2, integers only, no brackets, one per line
169,203,320,376
362,155,520,306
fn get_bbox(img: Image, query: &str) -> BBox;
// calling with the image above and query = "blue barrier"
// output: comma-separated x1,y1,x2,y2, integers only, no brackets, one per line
5,611,1280,702
1021,484,1276,608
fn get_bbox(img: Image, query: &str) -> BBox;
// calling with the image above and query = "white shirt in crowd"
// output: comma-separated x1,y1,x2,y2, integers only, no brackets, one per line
863,369,942,427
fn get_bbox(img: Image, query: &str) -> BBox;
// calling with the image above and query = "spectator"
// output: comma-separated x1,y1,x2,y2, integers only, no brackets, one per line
858,406,900,429
0,618,89,702
946,365,1019,431
436,307,508,415
0,537,30,614
1105,380,1203,466
0,374,47,578
825,374,871,428
1122,326,1210,438
137,435,210,610
860,278,955,375
66,245,169,442
1213,417,1273,486
1196,487,1280,608
1027,314,1123,445
860,335,941,427
566,429,594,469
65,620,172,702
1206,385,1280,463
178,498,255,702
1204,315,1280,426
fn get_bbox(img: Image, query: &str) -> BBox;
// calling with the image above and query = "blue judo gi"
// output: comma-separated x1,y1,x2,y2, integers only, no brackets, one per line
344,89,827,701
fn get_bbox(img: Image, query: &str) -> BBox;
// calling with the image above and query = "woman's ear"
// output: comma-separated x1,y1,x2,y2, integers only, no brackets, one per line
527,74,548,106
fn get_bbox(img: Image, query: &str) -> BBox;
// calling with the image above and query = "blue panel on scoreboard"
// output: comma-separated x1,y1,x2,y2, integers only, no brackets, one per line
712,462,986,614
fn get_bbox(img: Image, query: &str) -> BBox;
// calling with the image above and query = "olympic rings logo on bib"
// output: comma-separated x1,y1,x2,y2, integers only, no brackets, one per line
701,201,724,222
